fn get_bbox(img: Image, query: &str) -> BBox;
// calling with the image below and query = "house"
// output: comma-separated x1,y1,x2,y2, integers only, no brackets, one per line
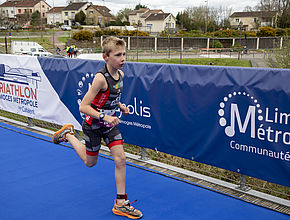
85,4,116,27
62,2,91,26
230,11,279,31
128,8,175,33
0,0,51,20
128,8,148,26
47,7,65,25
144,13,176,33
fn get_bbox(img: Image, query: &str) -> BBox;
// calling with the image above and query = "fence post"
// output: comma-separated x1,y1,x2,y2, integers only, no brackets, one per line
206,38,210,52
236,174,251,191
256,37,259,50
155,37,157,52
140,147,148,161
27,117,34,127
128,36,130,50
232,38,235,47
280,37,283,49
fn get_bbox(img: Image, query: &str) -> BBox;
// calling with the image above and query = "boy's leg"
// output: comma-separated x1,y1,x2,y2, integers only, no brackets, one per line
52,124,97,167
66,133,98,167
110,145,127,204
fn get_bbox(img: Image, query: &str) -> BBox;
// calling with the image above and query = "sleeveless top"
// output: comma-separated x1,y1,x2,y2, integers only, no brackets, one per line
85,65,123,125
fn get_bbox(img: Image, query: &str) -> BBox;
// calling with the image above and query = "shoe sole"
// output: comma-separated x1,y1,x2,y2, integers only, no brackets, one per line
52,124,73,144
112,208,142,219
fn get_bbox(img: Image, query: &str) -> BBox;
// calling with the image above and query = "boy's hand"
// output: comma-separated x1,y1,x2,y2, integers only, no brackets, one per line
104,115,120,127
120,105,129,116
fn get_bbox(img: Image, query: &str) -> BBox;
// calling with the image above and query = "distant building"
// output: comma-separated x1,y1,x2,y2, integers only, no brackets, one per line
144,13,176,33
85,5,116,27
128,8,176,33
0,0,51,20
47,7,65,25
62,2,90,26
230,11,279,31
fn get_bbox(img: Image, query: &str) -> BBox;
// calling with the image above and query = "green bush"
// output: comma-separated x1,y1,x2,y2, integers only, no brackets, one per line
209,40,223,48
94,29,149,37
72,30,93,41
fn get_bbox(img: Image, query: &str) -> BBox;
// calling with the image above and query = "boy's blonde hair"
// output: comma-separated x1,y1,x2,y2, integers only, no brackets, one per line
102,36,126,56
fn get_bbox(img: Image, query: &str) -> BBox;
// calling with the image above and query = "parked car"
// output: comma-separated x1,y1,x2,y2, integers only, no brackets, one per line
0,26,7,30
61,25,72,31
22,24,32,29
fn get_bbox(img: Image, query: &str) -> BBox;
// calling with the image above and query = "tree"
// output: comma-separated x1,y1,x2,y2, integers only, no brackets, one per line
254,0,290,28
30,11,40,26
267,37,290,68
134,3,148,10
116,8,132,22
75,11,86,25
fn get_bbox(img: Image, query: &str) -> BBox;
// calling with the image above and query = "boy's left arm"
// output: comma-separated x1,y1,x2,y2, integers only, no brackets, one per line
118,102,129,116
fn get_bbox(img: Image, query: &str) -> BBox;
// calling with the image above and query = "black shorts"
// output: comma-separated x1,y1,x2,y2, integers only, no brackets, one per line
82,121,123,156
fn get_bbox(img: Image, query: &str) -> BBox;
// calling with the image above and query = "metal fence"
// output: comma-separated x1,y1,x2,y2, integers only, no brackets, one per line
105,36,285,51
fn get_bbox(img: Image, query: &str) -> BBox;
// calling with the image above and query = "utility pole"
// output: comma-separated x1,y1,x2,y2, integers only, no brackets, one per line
205,0,208,33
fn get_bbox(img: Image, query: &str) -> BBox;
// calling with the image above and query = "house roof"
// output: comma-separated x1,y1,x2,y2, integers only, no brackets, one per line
230,11,278,18
145,13,171,21
47,7,65,14
128,8,148,15
63,2,88,11
141,9,163,18
87,5,114,17
0,0,42,7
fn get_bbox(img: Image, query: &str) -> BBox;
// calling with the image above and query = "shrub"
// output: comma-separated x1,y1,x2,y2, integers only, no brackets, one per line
257,26,277,37
209,40,223,48
72,30,93,41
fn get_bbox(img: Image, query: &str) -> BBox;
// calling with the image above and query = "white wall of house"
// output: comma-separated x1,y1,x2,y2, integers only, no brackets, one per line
145,14,176,33
0,6,16,19
47,12,62,24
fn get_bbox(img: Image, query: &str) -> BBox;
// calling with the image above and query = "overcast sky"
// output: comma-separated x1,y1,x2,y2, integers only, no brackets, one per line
43,0,259,16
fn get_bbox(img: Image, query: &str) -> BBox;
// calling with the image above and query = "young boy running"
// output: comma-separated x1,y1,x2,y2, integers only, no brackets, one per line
52,36,142,219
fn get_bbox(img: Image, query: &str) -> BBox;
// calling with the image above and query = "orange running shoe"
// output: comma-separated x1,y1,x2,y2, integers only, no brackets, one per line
52,124,74,144
112,199,143,219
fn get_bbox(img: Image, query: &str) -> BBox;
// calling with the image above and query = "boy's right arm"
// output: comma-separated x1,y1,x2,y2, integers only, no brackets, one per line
79,73,120,127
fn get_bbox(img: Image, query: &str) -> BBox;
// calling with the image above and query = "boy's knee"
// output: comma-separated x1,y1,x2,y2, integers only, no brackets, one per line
115,154,126,167
85,161,97,167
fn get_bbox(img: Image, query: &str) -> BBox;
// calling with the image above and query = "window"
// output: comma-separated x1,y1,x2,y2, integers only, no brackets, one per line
235,18,240,23
65,12,68,16
71,12,75,19
253,18,257,22
146,24,152,29
98,16,102,24
18,9,21,13
89,10,93,14
30,9,32,13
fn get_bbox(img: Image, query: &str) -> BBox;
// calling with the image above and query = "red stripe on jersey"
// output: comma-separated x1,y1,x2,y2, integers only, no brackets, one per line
92,86,111,108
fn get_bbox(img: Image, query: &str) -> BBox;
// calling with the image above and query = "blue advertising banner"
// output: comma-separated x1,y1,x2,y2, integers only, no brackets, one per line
2,55,289,187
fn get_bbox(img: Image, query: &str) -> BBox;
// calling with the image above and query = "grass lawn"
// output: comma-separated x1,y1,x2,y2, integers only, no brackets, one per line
129,58,252,67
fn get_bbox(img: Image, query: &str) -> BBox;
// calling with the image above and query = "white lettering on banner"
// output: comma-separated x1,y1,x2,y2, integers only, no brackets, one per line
120,119,152,130
117,97,151,118
230,140,290,161
218,91,290,146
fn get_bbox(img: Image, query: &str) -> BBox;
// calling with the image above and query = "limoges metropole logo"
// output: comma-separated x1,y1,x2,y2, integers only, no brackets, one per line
218,91,290,161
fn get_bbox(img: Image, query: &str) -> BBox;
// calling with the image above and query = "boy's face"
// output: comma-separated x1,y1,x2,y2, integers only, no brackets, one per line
103,46,126,70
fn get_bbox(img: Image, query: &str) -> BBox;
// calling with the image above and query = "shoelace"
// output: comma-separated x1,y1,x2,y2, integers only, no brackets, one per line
124,200,137,210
